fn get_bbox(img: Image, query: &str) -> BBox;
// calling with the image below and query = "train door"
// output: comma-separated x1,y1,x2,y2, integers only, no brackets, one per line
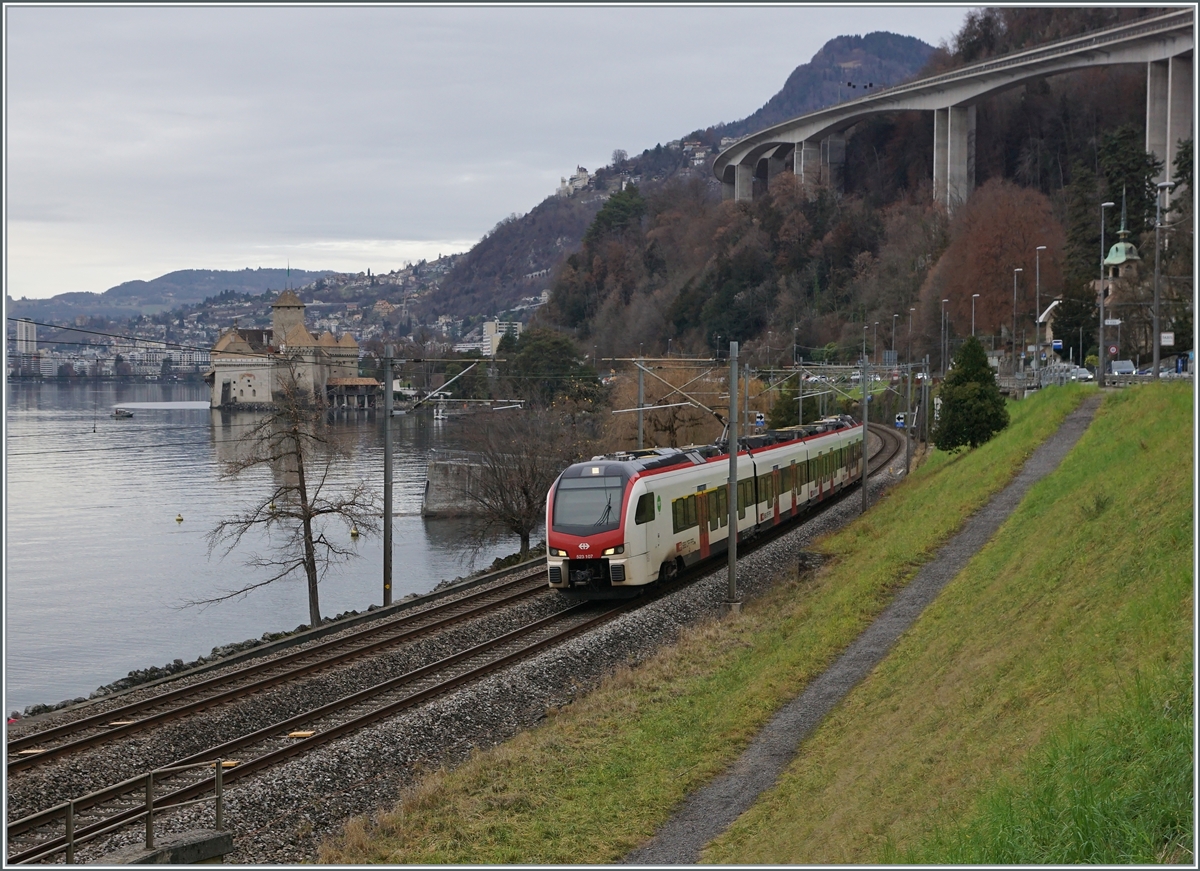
696,488,710,558
790,460,798,515
631,490,656,560
772,466,781,524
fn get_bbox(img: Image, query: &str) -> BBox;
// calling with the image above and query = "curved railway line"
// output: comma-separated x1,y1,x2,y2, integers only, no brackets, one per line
6,423,906,864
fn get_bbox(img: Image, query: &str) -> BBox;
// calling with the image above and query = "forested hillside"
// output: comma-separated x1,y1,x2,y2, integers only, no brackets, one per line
428,30,935,321
541,6,1192,372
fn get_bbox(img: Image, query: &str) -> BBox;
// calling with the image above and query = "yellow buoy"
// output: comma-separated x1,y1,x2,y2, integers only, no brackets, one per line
176,514,183,523
269,502,277,512
350,527,360,538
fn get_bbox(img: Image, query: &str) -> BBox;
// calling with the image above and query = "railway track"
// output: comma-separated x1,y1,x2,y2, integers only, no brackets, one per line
7,422,909,863
7,571,552,774
6,597,641,864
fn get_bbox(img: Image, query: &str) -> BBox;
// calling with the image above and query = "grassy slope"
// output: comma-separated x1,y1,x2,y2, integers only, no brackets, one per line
703,383,1193,863
318,385,1090,864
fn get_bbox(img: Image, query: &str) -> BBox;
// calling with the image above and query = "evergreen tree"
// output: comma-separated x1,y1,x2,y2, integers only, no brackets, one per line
932,336,1009,453
766,376,821,428
1096,125,1163,239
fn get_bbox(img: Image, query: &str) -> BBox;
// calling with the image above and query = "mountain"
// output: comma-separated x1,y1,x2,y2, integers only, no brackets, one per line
428,31,933,319
718,32,934,138
7,267,334,322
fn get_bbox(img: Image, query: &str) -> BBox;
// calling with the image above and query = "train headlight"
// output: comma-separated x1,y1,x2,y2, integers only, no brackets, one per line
549,548,569,558
602,545,625,556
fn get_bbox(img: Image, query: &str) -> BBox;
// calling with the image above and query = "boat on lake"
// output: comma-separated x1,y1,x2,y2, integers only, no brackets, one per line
112,408,134,419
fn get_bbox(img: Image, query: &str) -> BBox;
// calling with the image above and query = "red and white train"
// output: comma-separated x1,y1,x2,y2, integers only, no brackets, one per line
545,416,864,597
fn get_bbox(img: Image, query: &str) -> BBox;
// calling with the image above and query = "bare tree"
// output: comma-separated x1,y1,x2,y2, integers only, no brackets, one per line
464,408,591,558
200,364,380,626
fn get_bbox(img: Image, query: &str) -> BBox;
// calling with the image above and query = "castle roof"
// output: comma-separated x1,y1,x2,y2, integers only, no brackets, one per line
273,289,305,308
337,333,359,349
282,323,318,347
212,328,257,356
318,331,338,347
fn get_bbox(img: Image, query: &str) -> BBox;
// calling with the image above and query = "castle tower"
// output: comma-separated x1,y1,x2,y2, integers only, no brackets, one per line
271,290,306,342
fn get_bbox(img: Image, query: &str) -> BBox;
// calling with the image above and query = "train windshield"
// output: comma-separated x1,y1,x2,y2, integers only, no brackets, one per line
552,475,626,535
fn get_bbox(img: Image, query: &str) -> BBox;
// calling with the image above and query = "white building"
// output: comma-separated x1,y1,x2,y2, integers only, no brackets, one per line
16,319,36,354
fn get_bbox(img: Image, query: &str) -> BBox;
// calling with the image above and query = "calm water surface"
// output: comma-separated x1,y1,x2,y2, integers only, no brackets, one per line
4,381,525,714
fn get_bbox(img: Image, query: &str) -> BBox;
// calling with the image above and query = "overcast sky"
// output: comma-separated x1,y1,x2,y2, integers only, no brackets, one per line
6,5,970,300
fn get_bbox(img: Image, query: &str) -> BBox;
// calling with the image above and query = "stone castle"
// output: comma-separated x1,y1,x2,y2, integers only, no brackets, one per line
208,291,378,409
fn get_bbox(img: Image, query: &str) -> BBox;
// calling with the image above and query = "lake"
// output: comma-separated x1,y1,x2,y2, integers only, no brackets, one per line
4,381,527,714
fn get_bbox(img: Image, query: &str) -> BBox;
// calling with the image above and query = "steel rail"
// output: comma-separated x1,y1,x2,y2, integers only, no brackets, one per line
7,572,546,770
6,602,628,863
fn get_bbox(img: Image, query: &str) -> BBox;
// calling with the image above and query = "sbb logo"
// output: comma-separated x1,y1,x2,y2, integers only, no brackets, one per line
578,542,590,550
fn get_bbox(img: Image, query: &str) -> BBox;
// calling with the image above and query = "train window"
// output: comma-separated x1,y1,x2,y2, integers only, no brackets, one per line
553,475,626,535
634,492,655,525
782,466,793,494
707,491,719,531
716,486,728,527
672,494,699,533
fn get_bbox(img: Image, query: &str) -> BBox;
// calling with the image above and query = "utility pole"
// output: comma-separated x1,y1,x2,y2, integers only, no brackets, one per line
922,356,930,446
1153,181,1175,379
907,307,915,366
726,341,740,614
798,369,803,427
744,365,750,430
1099,200,1115,387
382,345,393,606
637,354,644,449
1012,268,1023,375
941,298,949,377
905,364,912,474
861,326,869,515
1034,246,1046,371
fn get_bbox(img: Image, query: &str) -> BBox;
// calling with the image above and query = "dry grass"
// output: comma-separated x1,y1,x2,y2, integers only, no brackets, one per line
318,385,1093,864
702,383,1192,863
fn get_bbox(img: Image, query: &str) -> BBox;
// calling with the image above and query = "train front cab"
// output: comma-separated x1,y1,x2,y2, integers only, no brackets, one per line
546,462,649,598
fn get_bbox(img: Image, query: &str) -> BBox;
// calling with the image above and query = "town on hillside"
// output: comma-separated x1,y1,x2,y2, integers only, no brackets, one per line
5,255,548,384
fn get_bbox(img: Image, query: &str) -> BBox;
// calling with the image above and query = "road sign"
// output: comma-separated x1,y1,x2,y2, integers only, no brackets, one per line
1104,318,1122,326
1162,332,1175,346
1109,345,1118,356
1052,339,1063,350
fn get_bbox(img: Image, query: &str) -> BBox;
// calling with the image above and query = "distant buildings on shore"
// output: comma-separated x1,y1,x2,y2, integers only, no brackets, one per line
6,317,212,378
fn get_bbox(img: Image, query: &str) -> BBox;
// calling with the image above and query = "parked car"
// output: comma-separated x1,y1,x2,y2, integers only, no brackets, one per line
1071,368,1094,382
1110,360,1136,376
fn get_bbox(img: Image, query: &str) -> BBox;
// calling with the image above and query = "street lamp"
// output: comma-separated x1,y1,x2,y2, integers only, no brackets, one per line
971,294,980,337
1153,181,1176,379
1034,246,1047,371
1012,267,1023,375
1098,201,1116,387
941,298,949,376
908,307,916,365
873,321,879,365
891,313,899,357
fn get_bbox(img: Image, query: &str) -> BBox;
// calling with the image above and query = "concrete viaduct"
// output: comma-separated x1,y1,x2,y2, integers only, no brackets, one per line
714,9,1194,211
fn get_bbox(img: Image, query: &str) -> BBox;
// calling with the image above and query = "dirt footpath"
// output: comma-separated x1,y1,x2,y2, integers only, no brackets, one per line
625,394,1102,865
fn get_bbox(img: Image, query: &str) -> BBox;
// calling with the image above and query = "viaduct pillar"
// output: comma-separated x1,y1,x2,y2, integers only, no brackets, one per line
934,105,974,212
794,140,821,188
1147,54,1193,201
820,134,846,190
